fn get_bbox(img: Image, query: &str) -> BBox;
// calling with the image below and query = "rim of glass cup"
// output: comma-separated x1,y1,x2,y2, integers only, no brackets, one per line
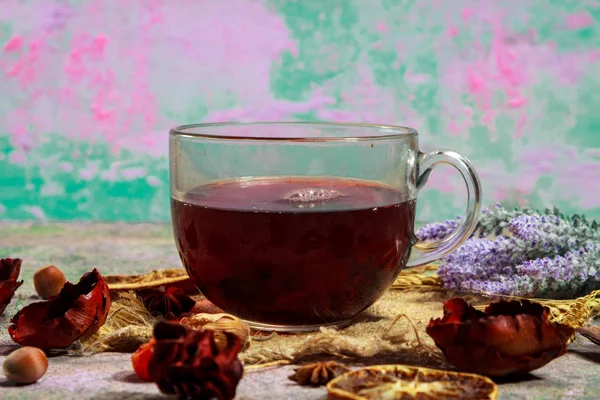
169,122,418,142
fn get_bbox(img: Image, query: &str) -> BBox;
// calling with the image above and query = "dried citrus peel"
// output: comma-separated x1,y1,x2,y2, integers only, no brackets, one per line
105,269,196,293
326,364,497,400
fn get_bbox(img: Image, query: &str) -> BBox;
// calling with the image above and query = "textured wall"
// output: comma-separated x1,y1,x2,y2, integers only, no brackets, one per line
1,0,599,222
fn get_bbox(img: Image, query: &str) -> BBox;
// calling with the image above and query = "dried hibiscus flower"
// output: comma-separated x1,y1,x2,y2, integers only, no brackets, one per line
0,258,24,315
426,298,574,377
147,321,243,400
137,287,195,319
289,361,350,387
9,268,111,349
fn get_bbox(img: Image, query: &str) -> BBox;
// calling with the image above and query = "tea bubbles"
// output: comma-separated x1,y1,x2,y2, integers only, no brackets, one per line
282,188,345,208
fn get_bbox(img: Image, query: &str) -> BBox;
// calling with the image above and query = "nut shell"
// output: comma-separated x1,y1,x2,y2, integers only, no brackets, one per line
180,313,250,350
33,265,67,299
2,346,48,384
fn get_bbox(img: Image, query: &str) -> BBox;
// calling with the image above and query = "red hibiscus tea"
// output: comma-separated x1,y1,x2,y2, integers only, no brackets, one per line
171,177,416,326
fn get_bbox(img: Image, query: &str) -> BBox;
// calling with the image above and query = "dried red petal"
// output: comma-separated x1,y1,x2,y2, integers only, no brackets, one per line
0,258,24,315
148,321,243,400
137,287,196,320
8,269,111,349
132,339,156,382
426,297,574,377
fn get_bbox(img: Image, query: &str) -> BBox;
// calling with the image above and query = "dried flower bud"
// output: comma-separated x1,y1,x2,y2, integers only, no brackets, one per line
2,346,48,384
33,265,67,299
148,321,244,400
137,287,196,319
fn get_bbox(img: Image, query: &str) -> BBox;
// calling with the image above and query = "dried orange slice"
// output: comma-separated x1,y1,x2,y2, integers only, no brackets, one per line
327,364,497,400
104,268,197,293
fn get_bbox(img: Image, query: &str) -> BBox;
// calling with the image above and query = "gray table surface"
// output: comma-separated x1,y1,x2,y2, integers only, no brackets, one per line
0,222,599,400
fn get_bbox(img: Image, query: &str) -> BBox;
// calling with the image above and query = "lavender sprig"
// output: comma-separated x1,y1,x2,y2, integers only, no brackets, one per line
416,218,460,241
417,203,600,243
425,204,600,299
507,214,581,257
442,242,600,299
474,203,540,237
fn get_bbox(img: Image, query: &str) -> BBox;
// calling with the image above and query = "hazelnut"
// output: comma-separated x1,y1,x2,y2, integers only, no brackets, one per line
33,265,67,299
2,346,48,384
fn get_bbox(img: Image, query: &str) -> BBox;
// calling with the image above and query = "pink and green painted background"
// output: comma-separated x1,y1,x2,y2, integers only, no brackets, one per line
1,0,599,222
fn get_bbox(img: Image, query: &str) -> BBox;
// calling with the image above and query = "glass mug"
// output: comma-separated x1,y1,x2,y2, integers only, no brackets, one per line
170,122,481,332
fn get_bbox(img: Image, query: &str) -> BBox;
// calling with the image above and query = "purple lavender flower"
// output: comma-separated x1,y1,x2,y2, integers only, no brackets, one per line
507,214,583,254
433,204,600,298
438,237,523,293
511,248,600,298
416,218,460,241
438,236,600,298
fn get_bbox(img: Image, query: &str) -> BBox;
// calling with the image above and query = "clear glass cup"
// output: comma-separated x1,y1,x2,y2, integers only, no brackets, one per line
170,122,481,332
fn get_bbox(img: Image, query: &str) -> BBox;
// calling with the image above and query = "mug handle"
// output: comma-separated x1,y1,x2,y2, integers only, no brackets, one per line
405,150,482,268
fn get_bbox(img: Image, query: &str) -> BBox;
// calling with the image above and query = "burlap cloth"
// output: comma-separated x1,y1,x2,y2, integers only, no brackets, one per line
240,265,600,370
241,283,453,369
85,264,600,371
